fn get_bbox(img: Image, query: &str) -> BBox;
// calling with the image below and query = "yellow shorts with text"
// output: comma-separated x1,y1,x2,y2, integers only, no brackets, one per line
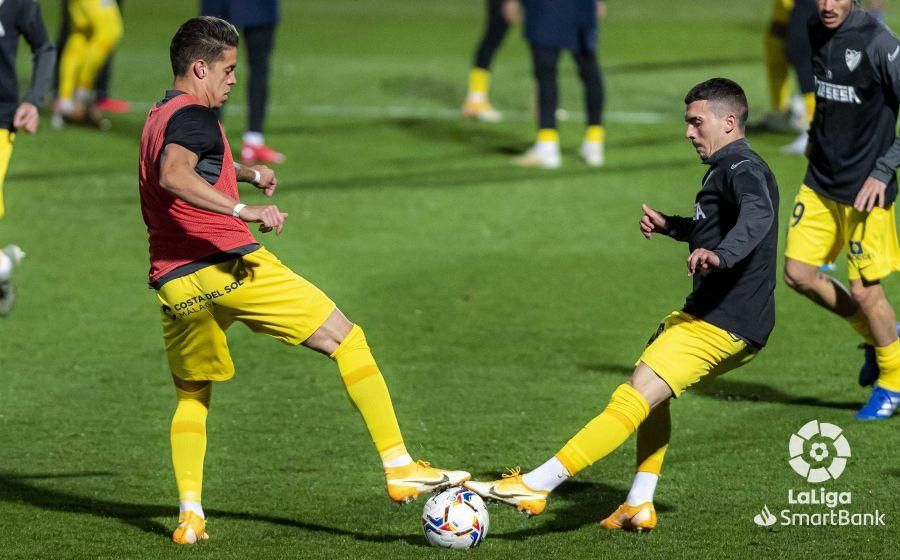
784,185,900,282
638,311,758,397
156,247,336,381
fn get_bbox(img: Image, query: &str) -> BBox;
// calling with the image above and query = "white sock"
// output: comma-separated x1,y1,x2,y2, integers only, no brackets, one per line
522,456,570,492
243,131,265,146
58,98,76,114
179,501,205,519
383,453,413,468
74,88,91,103
625,472,659,506
466,92,487,103
0,251,11,282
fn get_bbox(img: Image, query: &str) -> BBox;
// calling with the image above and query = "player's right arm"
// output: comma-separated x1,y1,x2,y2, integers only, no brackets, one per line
14,0,56,134
159,144,288,234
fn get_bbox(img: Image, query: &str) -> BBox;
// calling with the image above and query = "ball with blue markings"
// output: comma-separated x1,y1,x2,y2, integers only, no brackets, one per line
421,487,489,549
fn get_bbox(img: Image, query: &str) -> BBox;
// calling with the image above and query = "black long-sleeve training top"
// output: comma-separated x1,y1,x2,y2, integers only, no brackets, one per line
806,8,900,204
0,0,55,131
663,139,780,348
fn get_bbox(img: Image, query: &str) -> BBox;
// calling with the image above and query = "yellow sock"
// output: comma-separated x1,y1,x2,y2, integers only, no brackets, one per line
764,33,791,112
556,384,650,476
331,325,408,465
636,399,670,475
171,384,211,504
846,309,876,345
803,92,816,123
875,339,900,391
76,6,123,91
468,67,491,96
584,125,605,144
537,128,559,143
59,32,88,100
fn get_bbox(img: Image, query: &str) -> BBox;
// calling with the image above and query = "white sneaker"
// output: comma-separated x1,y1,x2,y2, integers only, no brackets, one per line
781,132,808,155
513,141,561,169
0,244,25,317
789,95,810,130
580,141,604,167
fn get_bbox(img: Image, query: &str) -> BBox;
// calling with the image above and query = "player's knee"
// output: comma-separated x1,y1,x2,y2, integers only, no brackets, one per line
850,282,883,310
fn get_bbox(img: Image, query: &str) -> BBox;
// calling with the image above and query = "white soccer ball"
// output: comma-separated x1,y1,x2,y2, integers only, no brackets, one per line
421,487,489,549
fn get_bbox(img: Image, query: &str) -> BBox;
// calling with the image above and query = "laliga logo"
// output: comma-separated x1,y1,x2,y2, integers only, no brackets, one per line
788,420,851,483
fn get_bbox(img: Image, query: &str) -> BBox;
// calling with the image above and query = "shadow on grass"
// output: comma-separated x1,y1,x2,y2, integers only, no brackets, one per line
481,480,673,540
0,472,421,545
578,362,861,411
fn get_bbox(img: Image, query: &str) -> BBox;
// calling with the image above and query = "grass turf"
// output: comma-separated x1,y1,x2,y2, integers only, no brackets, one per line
0,0,897,558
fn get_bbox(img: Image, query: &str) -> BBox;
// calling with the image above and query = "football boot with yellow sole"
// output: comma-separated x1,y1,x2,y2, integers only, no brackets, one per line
600,502,657,532
172,511,209,544
385,460,471,503
463,467,549,516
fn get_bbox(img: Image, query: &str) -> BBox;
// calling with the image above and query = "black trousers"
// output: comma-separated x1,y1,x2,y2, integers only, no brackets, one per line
530,42,604,130
243,24,276,134
54,0,123,100
473,0,509,70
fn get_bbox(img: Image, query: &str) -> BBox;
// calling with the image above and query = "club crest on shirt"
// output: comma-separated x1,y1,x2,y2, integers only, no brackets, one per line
845,48,862,72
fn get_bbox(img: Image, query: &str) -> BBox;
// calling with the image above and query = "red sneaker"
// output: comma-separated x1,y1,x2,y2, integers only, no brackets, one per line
241,143,285,165
95,98,131,113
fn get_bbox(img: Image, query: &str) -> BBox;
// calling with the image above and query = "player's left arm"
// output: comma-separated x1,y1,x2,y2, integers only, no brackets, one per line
858,31,900,211
14,0,56,134
233,161,277,197
687,167,775,276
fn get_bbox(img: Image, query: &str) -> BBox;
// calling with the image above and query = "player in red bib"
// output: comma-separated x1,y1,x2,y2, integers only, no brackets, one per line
139,17,470,545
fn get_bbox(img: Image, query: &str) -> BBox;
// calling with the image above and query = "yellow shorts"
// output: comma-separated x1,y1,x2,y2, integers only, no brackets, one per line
156,247,336,381
638,311,758,397
0,130,16,220
784,184,900,282
771,0,794,25
69,0,123,36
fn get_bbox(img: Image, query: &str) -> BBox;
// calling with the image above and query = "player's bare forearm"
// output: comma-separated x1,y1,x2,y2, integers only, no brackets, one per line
160,144,239,215
233,161,277,196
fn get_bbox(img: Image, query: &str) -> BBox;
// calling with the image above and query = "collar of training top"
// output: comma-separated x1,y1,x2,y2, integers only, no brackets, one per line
703,138,750,165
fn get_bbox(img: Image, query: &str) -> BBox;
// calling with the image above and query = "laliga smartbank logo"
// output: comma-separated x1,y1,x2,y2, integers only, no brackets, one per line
788,420,850,482
752,420,886,528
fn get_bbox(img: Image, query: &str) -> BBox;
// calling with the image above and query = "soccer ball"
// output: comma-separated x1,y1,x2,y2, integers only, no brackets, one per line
421,487,489,549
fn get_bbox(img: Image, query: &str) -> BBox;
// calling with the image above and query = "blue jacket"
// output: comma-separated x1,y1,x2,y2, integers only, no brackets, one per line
201,0,279,28
522,0,598,53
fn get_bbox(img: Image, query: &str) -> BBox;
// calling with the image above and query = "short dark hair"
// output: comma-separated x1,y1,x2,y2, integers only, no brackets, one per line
170,16,239,77
684,78,749,128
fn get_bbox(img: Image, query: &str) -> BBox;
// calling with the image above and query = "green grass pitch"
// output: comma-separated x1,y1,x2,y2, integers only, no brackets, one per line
0,0,897,558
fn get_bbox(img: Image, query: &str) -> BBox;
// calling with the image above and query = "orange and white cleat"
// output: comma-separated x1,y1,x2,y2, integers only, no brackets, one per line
385,460,470,504
172,511,209,544
461,98,502,123
600,502,657,532
463,467,549,516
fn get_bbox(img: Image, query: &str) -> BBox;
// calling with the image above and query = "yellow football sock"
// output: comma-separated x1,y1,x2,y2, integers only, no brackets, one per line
537,128,559,143
636,399,670,475
875,339,900,392
556,384,650,476
764,33,790,112
803,92,816,123
171,384,211,504
0,130,13,220
468,67,491,96
584,125,605,144
331,325,408,465
58,32,88,100
846,309,876,345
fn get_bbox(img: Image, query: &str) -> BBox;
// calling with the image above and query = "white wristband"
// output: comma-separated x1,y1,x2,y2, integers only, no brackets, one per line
251,168,261,185
232,203,247,218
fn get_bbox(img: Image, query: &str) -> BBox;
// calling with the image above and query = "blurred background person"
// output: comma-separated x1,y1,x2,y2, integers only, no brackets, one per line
54,0,129,114
460,0,517,123
201,0,284,165
53,0,123,128
0,0,55,315
514,0,607,169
